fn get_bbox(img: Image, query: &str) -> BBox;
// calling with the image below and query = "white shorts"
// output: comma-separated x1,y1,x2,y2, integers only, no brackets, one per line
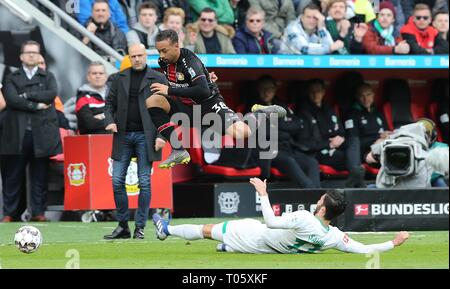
222,219,276,254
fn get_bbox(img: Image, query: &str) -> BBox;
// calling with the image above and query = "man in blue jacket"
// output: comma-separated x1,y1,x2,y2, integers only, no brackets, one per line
232,7,276,54
77,0,130,33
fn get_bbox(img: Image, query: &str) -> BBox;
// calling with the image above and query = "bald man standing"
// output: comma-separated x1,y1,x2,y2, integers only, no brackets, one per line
104,44,167,239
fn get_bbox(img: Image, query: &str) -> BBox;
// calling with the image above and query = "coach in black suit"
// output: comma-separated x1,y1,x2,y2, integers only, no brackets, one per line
0,40,61,222
104,43,167,239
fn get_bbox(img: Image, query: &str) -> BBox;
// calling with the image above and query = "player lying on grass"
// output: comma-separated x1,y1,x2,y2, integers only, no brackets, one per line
153,178,409,254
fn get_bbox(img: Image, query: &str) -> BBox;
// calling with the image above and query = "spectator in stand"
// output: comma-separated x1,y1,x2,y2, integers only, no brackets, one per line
186,8,236,54
81,0,128,57
279,4,333,54
187,0,235,25
400,3,445,54
0,84,5,112
117,0,143,28
299,78,366,188
249,0,296,39
75,62,110,135
402,0,448,21
433,10,449,54
37,54,71,130
77,0,129,33
230,0,251,30
344,83,391,171
363,1,410,54
159,7,188,48
0,41,61,222
232,7,276,54
149,0,192,23
297,0,357,19
325,0,368,54
252,75,321,188
126,2,160,55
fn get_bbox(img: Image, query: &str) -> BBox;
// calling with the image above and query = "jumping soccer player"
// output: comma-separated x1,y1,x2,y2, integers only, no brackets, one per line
153,178,409,254
146,29,287,168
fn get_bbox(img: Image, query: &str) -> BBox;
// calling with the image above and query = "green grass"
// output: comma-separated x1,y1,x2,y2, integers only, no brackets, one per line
0,219,448,269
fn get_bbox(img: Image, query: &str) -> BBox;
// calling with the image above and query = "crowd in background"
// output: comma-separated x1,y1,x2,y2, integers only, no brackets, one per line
56,0,449,58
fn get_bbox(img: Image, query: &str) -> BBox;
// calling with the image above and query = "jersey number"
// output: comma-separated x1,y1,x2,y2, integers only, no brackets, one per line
212,102,229,114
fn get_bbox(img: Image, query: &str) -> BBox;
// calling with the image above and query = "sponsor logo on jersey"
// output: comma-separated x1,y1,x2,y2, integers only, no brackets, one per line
176,72,185,81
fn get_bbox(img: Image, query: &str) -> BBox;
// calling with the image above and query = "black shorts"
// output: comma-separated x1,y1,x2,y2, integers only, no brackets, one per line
166,95,241,135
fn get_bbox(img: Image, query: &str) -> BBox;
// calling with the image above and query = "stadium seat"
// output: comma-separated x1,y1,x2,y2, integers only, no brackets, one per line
363,163,380,176
270,167,287,177
319,165,349,178
187,128,261,177
50,128,75,163
382,79,414,130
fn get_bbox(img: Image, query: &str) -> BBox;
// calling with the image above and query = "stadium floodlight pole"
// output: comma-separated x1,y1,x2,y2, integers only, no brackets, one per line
29,0,124,63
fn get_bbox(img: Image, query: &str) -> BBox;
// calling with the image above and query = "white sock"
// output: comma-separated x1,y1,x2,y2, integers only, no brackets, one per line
167,225,204,240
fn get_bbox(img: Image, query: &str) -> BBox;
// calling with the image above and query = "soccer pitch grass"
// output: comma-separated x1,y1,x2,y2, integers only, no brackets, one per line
0,219,448,269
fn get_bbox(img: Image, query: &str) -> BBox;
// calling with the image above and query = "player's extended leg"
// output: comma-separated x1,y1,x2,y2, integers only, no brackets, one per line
146,95,190,169
152,213,234,251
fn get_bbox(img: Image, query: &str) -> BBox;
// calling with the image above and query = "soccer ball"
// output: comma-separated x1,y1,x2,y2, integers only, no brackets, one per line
14,226,42,254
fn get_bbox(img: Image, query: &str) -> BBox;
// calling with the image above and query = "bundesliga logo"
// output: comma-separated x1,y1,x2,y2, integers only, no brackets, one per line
354,204,370,216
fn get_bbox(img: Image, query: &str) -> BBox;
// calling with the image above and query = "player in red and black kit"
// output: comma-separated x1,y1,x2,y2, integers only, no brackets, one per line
147,29,286,168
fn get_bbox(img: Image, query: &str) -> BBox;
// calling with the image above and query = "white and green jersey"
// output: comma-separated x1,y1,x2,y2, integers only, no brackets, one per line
221,196,394,254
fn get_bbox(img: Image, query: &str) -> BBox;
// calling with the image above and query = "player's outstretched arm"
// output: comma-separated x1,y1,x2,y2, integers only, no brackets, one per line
339,231,409,254
249,178,298,230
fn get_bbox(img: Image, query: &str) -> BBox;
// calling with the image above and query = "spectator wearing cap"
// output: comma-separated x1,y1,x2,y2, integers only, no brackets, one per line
433,10,449,54
400,3,445,54
81,0,128,57
325,0,368,54
248,0,297,39
77,0,130,33
232,7,276,54
280,4,333,55
126,2,160,55
363,1,410,54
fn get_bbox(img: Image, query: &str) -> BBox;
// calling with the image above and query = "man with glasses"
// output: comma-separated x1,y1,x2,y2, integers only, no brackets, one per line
191,8,236,54
0,40,61,222
233,7,276,54
400,3,445,54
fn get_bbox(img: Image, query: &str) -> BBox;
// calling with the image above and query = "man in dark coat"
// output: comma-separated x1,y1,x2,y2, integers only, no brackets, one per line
104,43,167,239
0,40,61,222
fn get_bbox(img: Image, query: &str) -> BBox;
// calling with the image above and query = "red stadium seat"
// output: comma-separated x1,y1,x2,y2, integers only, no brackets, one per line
187,128,261,177
270,167,286,177
319,165,349,178
50,128,75,162
363,163,379,176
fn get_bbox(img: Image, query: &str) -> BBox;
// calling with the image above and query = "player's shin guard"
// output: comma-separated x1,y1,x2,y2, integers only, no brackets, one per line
167,225,204,240
148,107,184,150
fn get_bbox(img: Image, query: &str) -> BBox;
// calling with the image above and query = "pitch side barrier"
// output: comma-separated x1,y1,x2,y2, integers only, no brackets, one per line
174,183,448,231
